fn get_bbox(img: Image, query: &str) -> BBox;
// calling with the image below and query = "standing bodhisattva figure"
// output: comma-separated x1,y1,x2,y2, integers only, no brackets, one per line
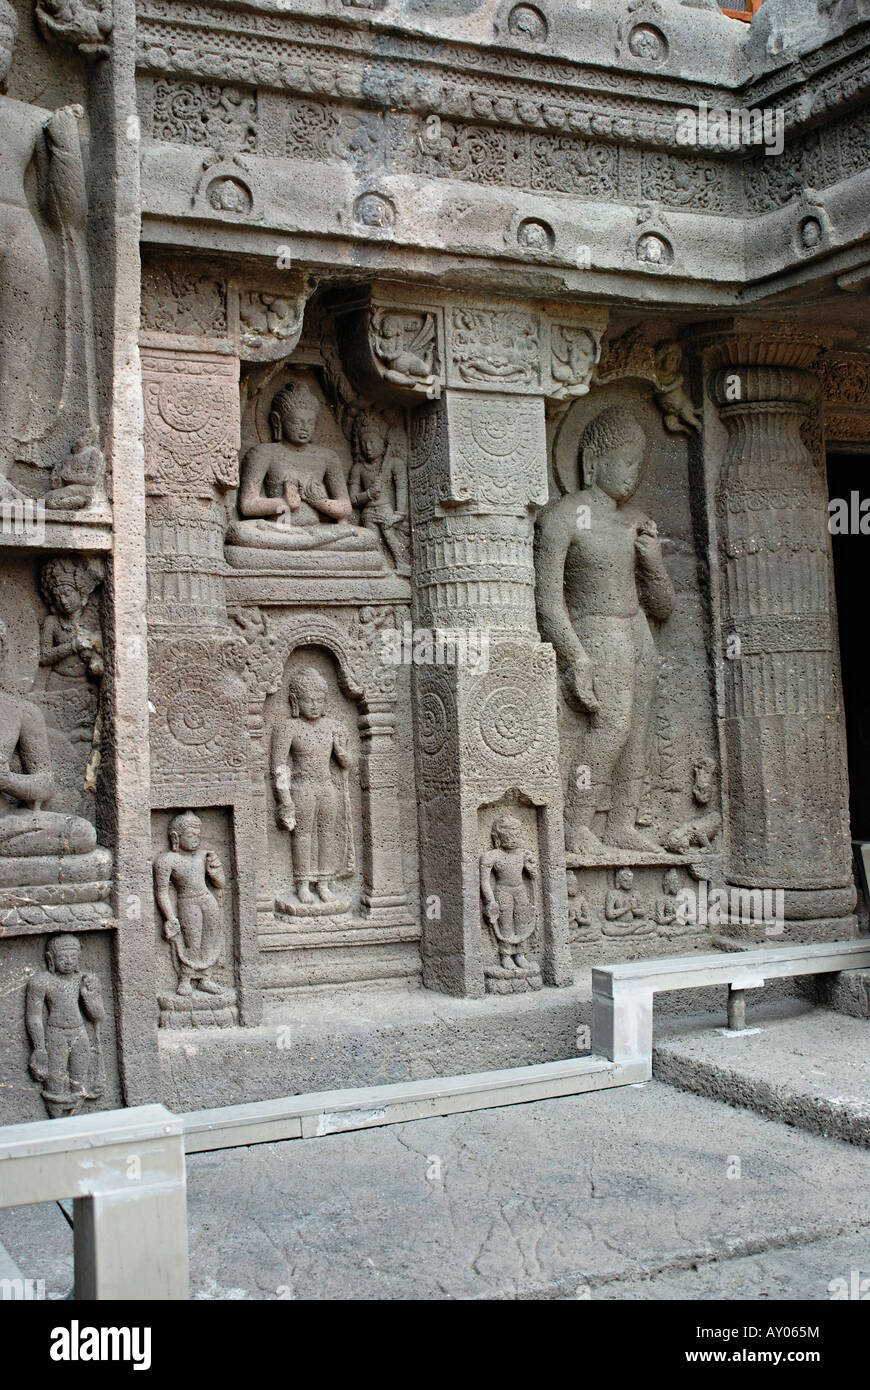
271,666,355,907
153,811,227,996
535,407,675,854
25,933,105,1117
479,813,538,972
0,0,89,493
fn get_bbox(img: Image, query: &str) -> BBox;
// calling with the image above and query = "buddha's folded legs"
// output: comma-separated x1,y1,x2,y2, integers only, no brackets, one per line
226,518,380,551
0,810,97,857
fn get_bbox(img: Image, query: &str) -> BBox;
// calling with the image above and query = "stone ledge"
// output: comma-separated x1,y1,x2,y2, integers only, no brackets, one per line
654,1000,870,1147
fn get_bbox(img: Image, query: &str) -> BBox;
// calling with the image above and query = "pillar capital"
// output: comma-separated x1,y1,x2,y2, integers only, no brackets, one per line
327,284,608,407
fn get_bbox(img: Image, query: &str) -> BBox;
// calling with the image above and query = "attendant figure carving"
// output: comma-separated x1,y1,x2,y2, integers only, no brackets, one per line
40,558,104,688
480,814,538,972
154,811,227,996
348,412,411,575
566,868,597,942
25,933,105,1117
0,617,97,861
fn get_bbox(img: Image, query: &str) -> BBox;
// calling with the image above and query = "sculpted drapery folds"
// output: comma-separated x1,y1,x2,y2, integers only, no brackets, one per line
0,0,96,493
270,665,355,909
153,811,227,997
535,406,675,855
25,933,105,1118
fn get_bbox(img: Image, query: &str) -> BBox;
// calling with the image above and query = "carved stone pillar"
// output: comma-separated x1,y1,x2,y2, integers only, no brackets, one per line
331,288,606,995
359,697,412,922
409,388,571,996
141,341,240,636
706,332,855,940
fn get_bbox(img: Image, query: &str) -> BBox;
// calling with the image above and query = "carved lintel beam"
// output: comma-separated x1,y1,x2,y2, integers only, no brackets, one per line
330,289,444,404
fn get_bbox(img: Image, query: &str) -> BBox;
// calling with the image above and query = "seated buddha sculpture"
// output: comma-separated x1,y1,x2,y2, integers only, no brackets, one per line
0,616,102,866
226,381,382,558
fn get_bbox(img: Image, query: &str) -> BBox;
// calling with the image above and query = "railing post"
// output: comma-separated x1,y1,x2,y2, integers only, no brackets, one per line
73,1137,189,1300
0,1105,189,1301
726,986,747,1032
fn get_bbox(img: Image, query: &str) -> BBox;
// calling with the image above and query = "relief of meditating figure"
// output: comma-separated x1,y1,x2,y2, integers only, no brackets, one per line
0,0,91,493
655,867,693,935
603,867,653,937
536,406,676,855
0,616,98,862
226,381,381,557
270,666,355,911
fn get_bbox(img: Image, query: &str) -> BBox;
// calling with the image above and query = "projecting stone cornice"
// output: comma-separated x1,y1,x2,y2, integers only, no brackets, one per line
134,0,870,142
134,0,870,305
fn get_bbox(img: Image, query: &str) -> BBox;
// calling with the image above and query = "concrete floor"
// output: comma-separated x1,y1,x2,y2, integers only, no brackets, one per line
2,1070,869,1300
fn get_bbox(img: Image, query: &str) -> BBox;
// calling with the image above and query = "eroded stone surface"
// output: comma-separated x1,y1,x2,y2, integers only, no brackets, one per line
0,0,868,1121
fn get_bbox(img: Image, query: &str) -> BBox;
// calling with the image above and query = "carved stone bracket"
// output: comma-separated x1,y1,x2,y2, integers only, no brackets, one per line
820,348,870,443
595,327,700,433
229,277,310,364
330,289,444,403
36,0,112,59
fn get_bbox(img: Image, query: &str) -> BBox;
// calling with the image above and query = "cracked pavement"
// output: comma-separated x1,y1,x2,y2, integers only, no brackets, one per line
2,1078,869,1299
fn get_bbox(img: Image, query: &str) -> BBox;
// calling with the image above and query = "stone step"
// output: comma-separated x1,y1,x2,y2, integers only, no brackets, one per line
653,1000,870,1147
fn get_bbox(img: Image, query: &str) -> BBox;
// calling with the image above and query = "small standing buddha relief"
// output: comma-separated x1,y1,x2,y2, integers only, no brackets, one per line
153,811,228,999
479,813,542,993
226,379,384,569
25,932,106,1118
271,665,356,918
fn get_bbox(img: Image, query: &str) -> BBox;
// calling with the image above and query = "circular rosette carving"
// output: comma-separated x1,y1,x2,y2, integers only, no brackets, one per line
452,399,547,510
144,373,240,495
414,667,456,777
151,642,248,772
419,689,450,756
464,649,551,777
478,686,539,758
